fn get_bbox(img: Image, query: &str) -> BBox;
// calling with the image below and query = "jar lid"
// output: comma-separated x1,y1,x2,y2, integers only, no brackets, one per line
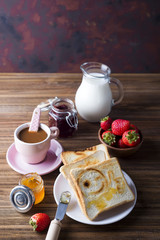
10,185,35,213
51,97,75,112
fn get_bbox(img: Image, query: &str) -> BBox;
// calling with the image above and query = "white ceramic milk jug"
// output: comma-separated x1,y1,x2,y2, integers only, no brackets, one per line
75,62,124,122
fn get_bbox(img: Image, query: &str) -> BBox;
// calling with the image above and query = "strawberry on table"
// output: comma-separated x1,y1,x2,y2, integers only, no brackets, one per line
102,131,116,146
100,116,112,131
122,130,140,147
29,213,50,232
112,119,130,136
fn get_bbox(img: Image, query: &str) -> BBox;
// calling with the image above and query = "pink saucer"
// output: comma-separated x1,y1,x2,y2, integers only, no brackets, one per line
6,139,63,175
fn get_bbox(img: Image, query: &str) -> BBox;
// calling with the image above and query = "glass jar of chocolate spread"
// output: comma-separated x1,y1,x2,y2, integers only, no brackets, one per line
48,97,78,138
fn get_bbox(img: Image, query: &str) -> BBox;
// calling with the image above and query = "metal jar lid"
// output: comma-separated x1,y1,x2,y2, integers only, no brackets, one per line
10,185,35,213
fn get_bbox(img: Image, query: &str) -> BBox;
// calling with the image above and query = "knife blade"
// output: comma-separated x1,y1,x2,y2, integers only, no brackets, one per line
55,192,71,221
45,191,71,240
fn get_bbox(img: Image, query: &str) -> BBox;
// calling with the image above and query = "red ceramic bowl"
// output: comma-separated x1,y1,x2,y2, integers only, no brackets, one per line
98,128,143,157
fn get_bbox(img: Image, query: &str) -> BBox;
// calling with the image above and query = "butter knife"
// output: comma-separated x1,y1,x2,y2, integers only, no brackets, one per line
45,191,71,240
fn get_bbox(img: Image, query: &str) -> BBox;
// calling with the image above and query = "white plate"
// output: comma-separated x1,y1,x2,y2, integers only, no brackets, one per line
6,139,63,175
53,171,137,225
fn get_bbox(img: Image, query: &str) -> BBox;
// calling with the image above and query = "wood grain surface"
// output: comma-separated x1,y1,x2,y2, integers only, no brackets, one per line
0,73,160,240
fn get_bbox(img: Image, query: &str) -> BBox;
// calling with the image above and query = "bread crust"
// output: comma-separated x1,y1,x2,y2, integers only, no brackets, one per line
61,144,110,165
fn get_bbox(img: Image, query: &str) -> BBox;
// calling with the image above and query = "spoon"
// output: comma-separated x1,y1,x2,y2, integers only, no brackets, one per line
29,107,41,132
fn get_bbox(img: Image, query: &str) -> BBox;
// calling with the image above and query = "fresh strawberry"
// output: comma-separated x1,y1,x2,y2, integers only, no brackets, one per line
29,213,50,232
130,124,139,133
100,116,112,131
102,131,116,146
122,130,140,147
112,119,130,136
102,130,112,139
117,138,128,148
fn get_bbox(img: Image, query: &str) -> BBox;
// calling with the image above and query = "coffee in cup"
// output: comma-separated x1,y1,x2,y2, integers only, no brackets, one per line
18,127,48,143
14,122,59,164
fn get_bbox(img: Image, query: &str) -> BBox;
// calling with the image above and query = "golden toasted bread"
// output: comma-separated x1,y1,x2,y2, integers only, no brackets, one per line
60,150,106,211
61,144,110,165
70,157,135,220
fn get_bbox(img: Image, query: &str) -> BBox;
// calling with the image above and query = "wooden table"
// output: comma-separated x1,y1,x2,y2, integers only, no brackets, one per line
0,73,160,240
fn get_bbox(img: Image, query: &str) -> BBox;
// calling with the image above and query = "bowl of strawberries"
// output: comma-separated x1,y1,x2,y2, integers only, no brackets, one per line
98,116,143,157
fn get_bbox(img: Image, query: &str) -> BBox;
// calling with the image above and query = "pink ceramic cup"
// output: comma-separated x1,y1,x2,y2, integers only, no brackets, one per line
14,122,59,164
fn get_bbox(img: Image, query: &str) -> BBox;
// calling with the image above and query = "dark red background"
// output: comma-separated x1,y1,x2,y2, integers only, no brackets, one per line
0,0,159,73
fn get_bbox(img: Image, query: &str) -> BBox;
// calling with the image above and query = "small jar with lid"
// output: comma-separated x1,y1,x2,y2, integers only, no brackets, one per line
48,97,78,138
19,172,45,204
10,173,45,213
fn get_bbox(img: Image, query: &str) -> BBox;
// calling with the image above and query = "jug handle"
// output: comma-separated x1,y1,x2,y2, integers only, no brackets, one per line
109,77,124,106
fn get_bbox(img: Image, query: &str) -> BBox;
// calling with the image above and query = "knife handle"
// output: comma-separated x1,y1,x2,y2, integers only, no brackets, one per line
45,219,62,240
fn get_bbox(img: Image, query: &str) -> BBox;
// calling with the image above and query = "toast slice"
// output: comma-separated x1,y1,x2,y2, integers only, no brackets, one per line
70,157,135,221
60,150,106,183
61,144,110,165
60,150,106,210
